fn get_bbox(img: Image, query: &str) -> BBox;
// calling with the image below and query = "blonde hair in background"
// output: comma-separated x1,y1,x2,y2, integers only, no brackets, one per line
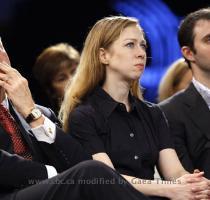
59,16,144,131
158,58,192,102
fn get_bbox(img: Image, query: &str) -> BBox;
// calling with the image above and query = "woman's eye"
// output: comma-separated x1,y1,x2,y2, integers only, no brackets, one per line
205,36,210,42
126,42,134,48
140,43,147,50
55,75,67,82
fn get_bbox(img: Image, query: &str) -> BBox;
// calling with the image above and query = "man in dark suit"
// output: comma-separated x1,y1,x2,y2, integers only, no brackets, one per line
159,8,210,178
0,39,149,200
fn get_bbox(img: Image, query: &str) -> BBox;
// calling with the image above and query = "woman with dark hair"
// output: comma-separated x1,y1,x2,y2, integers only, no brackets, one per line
33,43,79,114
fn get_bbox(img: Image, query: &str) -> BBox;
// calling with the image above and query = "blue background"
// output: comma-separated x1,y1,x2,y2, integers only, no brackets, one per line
0,0,209,104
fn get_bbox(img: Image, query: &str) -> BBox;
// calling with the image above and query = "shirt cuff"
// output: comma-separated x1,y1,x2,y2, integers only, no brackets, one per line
45,165,57,178
31,115,56,144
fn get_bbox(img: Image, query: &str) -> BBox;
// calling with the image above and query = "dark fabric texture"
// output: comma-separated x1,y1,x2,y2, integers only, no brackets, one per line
69,86,174,180
159,83,210,178
0,101,90,198
13,160,150,200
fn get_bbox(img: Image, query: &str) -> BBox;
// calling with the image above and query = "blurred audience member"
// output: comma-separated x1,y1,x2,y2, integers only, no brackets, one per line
158,58,192,102
33,43,80,114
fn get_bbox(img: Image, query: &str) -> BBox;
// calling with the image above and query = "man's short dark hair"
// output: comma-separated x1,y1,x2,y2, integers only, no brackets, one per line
178,7,210,51
178,7,210,67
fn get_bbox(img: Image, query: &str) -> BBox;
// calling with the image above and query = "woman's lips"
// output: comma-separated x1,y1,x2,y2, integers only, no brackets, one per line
134,63,145,70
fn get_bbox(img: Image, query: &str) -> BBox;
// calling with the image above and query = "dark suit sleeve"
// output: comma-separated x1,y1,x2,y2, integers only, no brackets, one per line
35,106,91,172
0,149,47,189
159,103,194,172
37,127,91,173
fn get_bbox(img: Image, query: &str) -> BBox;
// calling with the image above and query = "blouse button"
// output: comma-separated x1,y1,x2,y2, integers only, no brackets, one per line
130,133,134,137
134,155,139,160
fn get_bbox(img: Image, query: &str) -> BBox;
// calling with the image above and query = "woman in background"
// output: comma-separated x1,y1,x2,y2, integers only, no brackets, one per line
33,43,80,114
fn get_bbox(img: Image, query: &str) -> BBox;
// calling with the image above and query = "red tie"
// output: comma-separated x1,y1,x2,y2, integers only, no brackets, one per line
0,104,32,160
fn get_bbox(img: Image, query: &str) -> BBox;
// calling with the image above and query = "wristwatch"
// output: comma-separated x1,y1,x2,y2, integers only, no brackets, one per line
25,108,42,123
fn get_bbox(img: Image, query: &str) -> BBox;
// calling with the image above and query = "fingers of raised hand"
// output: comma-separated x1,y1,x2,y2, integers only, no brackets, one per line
0,64,27,93
0,38,11,66
0,63,21,79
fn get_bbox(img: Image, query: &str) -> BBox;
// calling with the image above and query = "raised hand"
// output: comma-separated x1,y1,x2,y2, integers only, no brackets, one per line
0,38,35,118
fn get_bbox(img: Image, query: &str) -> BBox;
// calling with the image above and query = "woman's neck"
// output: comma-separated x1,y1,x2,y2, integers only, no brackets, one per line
102,81,131,112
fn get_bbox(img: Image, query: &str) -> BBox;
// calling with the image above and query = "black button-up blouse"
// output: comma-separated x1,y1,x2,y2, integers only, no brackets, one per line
69,87,174,180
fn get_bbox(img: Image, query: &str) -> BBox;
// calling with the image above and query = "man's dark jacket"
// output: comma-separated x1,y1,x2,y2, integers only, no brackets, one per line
0,103,89,197
159,83,210,178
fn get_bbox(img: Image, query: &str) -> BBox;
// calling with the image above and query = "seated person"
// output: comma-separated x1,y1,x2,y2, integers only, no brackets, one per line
159,8,210,179
60,16,210,199
0,38,150,200
158,58,192,102
33,43,79,114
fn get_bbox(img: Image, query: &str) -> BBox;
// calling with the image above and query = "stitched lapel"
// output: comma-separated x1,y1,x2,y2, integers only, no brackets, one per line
182,83,210,139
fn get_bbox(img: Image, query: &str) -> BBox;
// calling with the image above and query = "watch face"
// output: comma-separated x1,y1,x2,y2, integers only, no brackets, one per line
25,108,42,123
31,109,42,119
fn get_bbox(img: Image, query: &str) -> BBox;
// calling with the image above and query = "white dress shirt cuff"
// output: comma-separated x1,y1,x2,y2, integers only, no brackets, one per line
45,165,57,178
31,115,56,144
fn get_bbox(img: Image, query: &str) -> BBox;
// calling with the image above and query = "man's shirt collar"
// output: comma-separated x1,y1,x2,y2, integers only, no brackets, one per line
192,78,210,108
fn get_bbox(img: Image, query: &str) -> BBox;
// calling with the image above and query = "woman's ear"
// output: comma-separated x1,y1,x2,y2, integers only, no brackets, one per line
181,46,195,62
99,48,109,65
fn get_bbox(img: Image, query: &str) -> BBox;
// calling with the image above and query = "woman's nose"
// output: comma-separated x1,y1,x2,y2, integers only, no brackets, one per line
136,48,146,59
